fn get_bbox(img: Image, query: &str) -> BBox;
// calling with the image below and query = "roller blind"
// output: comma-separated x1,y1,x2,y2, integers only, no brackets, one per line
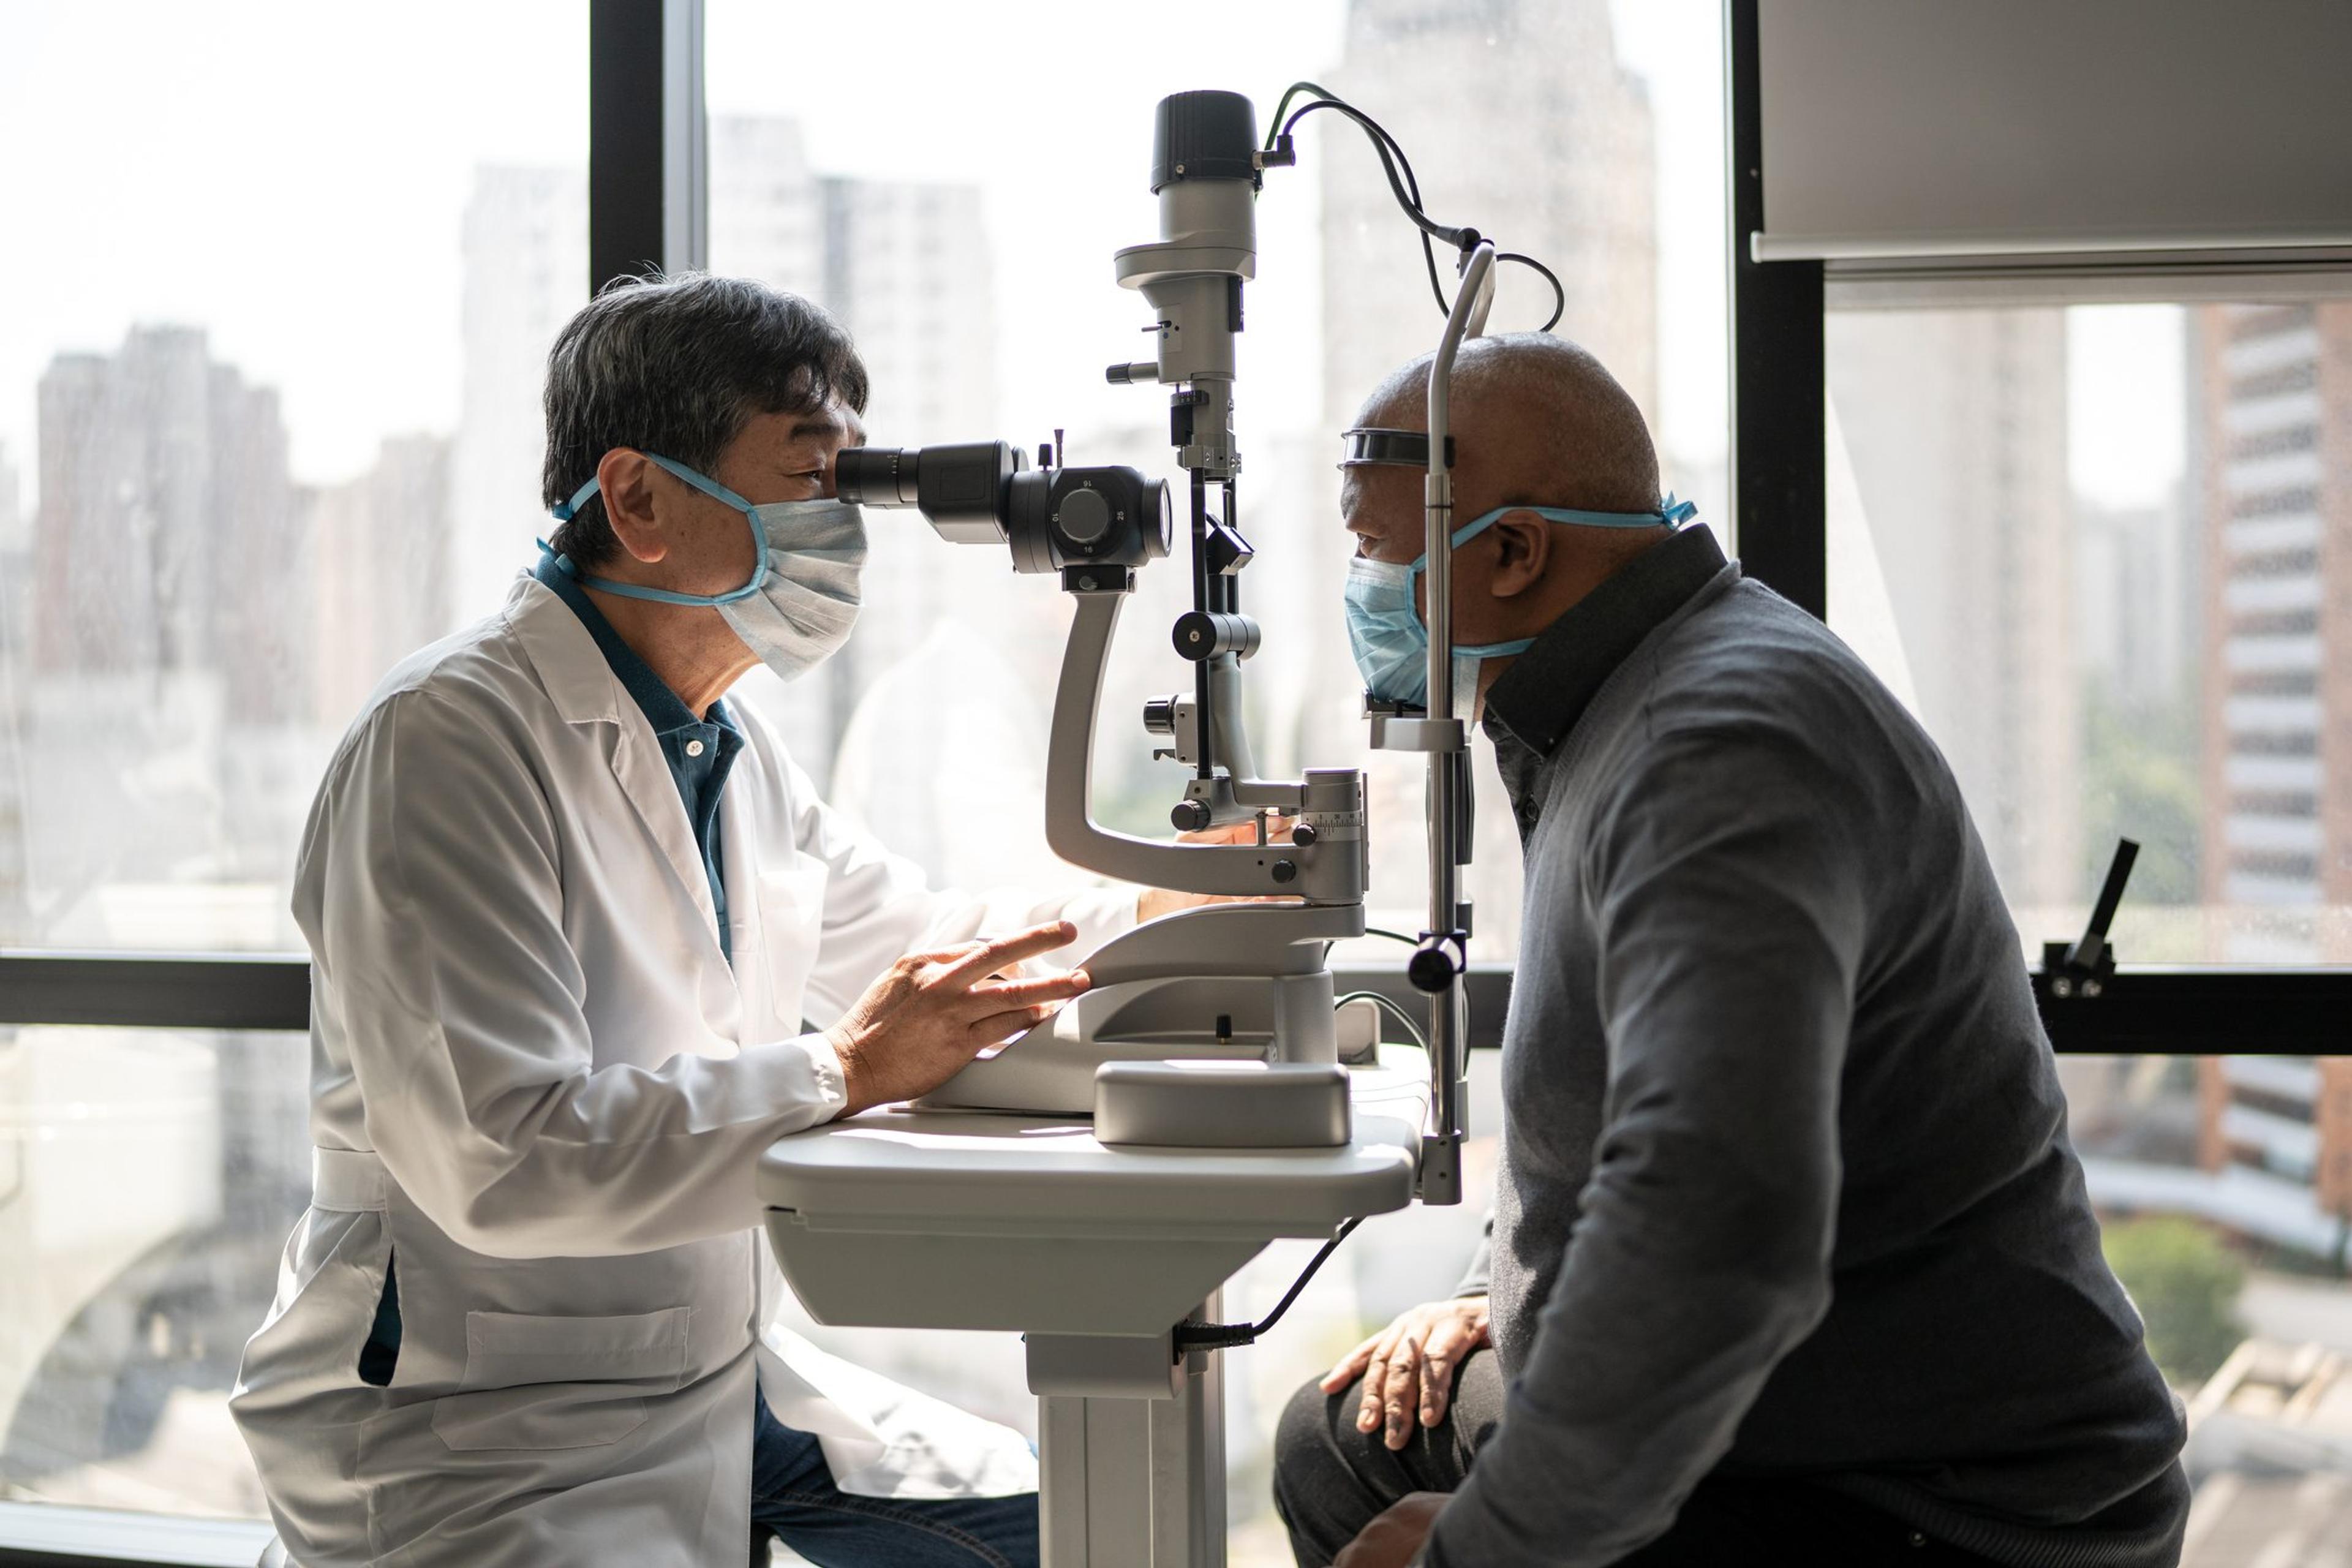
1754,0,2352,268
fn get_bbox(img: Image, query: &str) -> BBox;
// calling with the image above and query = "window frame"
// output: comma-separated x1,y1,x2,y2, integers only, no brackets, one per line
1724,0,2352,1053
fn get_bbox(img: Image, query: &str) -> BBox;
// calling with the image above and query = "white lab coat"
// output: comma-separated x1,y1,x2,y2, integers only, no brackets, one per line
231,575,1133,1567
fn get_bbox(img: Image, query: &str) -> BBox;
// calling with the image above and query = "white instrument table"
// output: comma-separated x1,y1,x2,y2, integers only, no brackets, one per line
758,1052,1430,1566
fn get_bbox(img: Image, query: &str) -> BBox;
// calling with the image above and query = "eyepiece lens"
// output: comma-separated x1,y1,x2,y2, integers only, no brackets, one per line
835,447,916,507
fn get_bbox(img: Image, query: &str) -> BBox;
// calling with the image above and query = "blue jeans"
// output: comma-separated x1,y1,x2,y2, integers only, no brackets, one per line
752,1391,1040,1567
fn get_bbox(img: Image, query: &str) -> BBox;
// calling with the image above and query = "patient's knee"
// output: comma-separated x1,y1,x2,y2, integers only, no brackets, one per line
1275,1373,1349,1494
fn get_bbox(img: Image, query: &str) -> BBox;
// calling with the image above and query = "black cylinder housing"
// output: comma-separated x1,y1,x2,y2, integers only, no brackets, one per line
1150,90,1259,192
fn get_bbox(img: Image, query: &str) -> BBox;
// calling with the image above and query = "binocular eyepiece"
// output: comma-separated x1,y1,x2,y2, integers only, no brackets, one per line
837,442,1172,576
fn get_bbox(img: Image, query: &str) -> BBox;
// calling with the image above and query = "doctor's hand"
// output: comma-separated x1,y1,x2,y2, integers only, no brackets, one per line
826,922,1089,1115
1335,1492,1447,1567
1321,1294,1490,1451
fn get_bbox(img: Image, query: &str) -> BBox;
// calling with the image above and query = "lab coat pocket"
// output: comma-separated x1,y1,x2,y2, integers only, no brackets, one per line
430,1306,691,1453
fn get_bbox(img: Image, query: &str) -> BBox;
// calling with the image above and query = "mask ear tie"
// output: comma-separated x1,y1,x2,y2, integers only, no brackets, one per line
533,538,582,580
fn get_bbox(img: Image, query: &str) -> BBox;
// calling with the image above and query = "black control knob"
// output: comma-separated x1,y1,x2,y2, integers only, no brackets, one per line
1142,696,1180,735
1170,799,1213,832
1172,609,1261,663
1289,823,1318,847
1407,944,1457,995
1271,859,1298,884
1057,486,1114,546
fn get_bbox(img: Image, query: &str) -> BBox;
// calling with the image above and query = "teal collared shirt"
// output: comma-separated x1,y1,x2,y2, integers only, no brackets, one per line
532,552,745,963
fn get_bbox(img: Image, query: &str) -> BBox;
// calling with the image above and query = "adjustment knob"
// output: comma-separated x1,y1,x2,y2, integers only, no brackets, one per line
1270,859,1298,884
1142,696,1179,735
1289,823,1318,847
1407,945,1457,995
1172,609,1261,662
1057,486,1114,546
1170,799,1213,832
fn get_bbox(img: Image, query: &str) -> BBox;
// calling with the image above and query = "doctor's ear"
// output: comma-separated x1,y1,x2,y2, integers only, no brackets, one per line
1485,511,1552,599
595,450,670,567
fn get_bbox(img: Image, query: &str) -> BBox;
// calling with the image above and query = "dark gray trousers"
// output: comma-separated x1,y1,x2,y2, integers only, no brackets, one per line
1272,1349,2002,1566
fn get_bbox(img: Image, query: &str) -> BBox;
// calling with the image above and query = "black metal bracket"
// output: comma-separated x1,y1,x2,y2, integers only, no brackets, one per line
2040,838,2139,1000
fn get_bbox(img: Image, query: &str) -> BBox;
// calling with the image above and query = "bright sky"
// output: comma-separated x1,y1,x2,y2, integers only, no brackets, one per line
0,0,2180,512
2067,304,2188,508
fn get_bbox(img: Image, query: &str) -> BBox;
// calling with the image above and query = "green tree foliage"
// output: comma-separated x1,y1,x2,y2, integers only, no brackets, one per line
2103,1215,2247,1384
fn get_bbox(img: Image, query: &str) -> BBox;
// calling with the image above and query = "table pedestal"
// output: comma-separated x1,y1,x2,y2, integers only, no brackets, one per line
1037,1347,1224,1567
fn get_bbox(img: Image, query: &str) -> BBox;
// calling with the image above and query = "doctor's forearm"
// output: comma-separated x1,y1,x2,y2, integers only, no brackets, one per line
374,1033,846,1259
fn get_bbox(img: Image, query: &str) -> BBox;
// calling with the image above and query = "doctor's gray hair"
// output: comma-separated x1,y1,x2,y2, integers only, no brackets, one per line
541,273,869,569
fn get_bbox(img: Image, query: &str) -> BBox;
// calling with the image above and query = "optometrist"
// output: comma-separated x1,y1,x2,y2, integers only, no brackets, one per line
230,276,1216,1567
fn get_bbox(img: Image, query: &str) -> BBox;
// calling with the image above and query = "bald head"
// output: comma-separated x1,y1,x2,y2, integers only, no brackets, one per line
1356,333,1659,517
1340,335,1673,694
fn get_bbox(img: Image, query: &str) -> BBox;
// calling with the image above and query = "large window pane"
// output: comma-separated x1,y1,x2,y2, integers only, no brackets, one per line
0,1027,305,1527
702,0,1726,961
0,2,586,952
704,3,1721,1558
1826,296,2352,963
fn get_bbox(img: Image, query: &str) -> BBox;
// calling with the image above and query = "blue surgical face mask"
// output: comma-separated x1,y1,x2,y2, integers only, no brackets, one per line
1343,497,1697,710
540,453,867,684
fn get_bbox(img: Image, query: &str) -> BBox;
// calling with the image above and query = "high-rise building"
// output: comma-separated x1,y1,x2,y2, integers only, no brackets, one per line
29,328,312,907
450,165,587,626
1320,0,1659,432
707,116,1008,828
2182,301,2352,1247
1313,0,1660,950
2195,302,2352,927
0,444,28,941
809,174,1015,861
34,328,301,699
312,434,454,729
711,116,822,293
1826,309,2078,913
2075,494,2196,713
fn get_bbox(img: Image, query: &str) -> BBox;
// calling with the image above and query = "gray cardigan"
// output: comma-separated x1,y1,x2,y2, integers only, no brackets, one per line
1426,526,2188,1568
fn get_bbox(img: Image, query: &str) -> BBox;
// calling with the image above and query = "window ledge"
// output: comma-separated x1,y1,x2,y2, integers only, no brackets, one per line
0,1503,272,1568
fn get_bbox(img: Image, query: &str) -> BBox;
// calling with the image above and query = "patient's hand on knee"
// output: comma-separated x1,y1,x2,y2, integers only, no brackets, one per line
1321,1295,1491,1452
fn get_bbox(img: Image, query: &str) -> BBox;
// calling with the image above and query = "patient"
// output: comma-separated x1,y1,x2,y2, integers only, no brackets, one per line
1274,335,2189,1567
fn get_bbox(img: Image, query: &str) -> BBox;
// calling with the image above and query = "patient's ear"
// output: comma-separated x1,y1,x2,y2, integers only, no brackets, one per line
1487,511,1551,599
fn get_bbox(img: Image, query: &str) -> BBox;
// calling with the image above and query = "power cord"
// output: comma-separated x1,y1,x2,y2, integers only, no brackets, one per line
1262,81,1567,333
1336,989,1428,1053
1174,1216,1366,1352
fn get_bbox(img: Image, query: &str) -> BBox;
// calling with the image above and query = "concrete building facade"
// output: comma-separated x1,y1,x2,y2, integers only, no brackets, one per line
2196,302,2352,924
2190,301,2352,1244
1826,309,2078,914
1313,0,1660,955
